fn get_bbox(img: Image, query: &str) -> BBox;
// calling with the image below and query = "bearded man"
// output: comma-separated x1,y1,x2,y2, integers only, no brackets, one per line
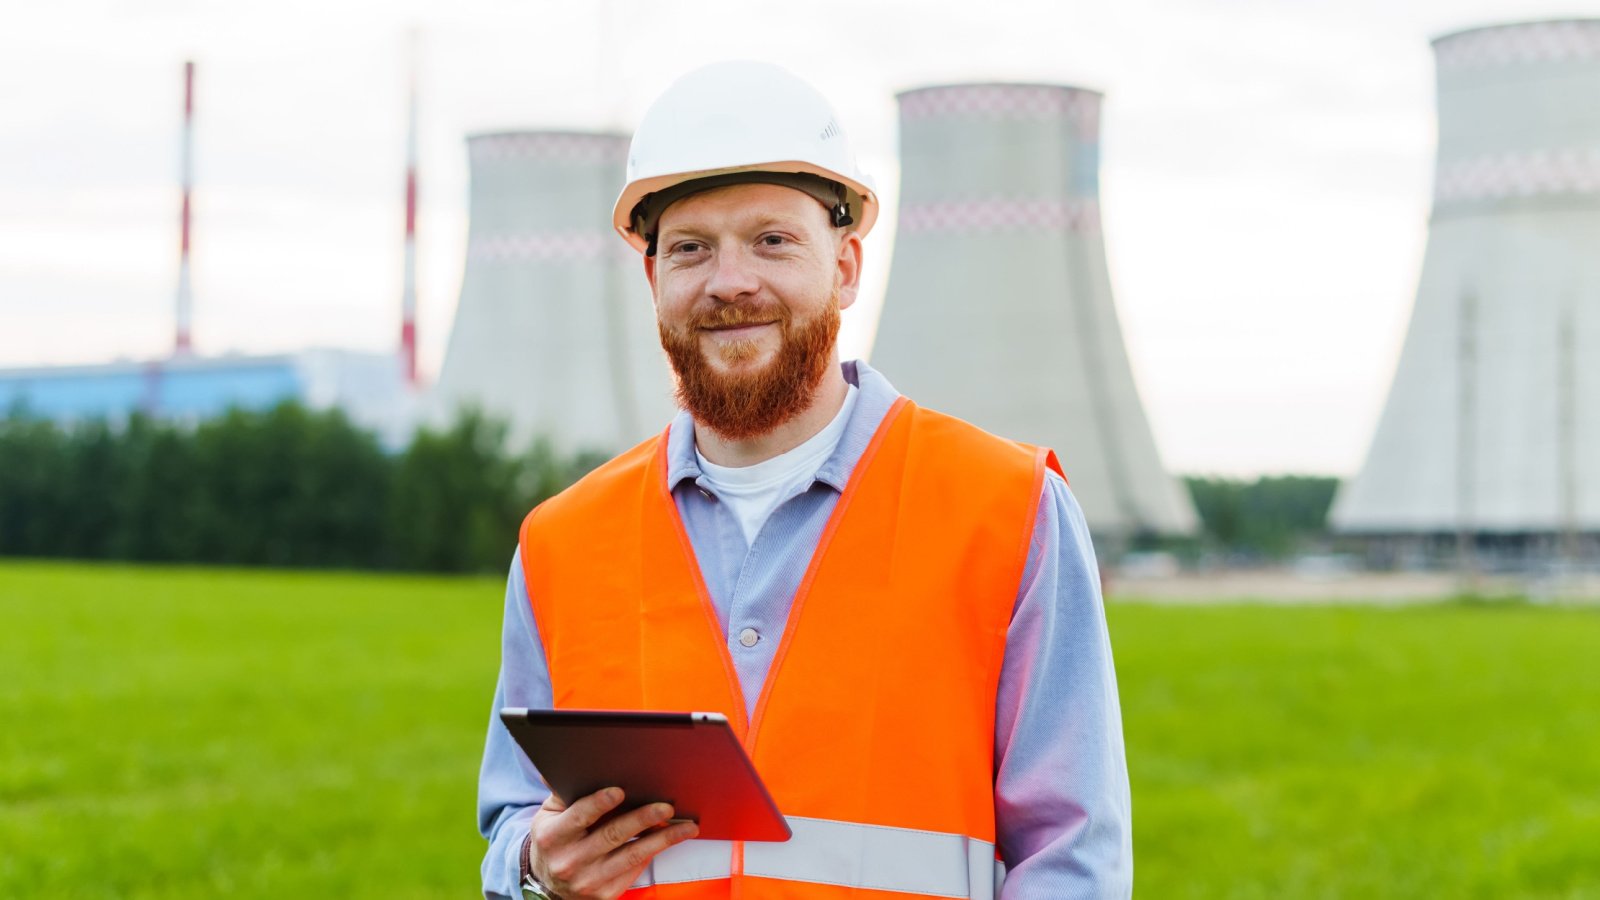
478,61,1132,900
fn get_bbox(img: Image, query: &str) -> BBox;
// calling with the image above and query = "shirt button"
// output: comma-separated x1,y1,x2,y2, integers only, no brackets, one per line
697,487,716,502
738,627,760,648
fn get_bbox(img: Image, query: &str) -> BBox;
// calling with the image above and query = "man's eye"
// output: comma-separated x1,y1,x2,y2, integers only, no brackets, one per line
761,234,787,246
673,241,703,254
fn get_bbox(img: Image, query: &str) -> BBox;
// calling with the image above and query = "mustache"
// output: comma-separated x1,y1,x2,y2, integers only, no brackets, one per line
689,304,788,330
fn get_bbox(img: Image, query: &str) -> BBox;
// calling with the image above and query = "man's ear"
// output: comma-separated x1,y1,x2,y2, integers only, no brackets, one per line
835,231,863,311
643,253,658,306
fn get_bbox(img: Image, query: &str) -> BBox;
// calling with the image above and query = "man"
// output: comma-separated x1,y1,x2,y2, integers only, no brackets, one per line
479,61,1131,899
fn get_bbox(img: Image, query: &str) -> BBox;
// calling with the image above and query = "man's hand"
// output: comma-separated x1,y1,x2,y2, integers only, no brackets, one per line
528,787,700,900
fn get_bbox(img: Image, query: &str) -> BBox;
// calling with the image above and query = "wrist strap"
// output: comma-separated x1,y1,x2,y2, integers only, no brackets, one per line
520,831,533,883
520,833,557,899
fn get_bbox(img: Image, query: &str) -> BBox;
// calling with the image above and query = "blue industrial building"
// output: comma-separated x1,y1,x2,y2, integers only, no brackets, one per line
0,350,419,449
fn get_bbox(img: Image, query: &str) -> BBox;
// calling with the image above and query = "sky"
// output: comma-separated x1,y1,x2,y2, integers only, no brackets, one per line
3,0,1597,476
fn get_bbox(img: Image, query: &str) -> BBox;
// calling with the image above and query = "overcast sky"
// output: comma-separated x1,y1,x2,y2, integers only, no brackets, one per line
4,0,1596,475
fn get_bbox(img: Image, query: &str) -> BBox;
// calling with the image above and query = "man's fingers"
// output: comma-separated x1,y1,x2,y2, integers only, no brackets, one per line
550,786,626,841
600,821,701,884
581,800,677,853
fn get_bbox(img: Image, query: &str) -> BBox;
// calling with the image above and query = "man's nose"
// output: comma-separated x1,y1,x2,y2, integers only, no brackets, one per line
704,247,761,303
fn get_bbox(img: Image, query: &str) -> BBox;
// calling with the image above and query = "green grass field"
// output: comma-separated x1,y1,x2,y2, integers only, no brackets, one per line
3,562,1597,898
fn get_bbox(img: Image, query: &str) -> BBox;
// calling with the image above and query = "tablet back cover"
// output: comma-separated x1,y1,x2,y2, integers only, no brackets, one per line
499,709,791,842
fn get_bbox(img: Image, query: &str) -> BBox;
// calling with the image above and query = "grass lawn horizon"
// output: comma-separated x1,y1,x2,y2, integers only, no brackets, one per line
3,560,1598,897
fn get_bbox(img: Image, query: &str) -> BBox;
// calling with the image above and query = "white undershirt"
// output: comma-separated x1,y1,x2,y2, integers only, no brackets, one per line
695,385,859,547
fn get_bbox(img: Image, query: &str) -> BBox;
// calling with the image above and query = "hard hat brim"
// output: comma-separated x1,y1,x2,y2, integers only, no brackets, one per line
612,161,879,253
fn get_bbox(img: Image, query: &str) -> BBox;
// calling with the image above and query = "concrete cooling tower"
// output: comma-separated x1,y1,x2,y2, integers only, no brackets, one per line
871,84,1197,537
432,131,676,454
1332,20,1600,543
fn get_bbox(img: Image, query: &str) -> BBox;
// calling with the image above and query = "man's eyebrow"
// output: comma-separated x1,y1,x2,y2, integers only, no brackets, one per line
656,222,712,240
746,212,809,230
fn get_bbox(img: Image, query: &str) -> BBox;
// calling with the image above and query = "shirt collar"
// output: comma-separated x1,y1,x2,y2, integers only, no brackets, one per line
665,359,902,494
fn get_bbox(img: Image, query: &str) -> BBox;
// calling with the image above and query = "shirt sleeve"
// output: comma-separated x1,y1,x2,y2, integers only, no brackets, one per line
994,472,1134,898
478,547,554,899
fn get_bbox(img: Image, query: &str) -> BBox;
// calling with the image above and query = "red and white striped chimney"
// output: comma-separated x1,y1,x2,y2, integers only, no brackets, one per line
399,35,419,385
174,60,196,356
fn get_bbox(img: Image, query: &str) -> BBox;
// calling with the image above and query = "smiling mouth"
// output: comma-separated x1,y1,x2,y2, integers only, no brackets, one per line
703,322,776,334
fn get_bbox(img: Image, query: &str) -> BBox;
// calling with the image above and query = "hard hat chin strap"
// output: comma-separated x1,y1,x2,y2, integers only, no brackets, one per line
636,171,858,257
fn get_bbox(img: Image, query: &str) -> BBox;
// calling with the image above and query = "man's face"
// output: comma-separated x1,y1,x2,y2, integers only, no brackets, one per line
646,182,862,439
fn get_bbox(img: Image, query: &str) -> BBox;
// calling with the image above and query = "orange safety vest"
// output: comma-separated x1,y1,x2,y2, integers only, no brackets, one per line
519,397,1062,899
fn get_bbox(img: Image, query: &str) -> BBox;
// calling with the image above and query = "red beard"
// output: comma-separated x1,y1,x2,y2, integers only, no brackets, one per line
659,296,840,440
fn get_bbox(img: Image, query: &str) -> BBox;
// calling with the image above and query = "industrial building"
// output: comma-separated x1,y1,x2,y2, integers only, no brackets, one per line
869,83,1197,539
429,131,677,454
0,351,419,449
1332,19,1600,561
1,60,422,450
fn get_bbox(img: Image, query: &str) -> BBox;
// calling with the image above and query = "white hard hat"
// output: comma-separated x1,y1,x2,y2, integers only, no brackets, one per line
613,60,879,255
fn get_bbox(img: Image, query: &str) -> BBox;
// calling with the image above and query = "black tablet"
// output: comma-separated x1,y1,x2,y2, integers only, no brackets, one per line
498,708,791,842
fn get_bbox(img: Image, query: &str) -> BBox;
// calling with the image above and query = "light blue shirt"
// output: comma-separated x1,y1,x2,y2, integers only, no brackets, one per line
478,360,1132,899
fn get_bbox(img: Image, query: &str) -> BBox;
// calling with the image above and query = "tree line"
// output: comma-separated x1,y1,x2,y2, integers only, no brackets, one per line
1181,475,1341,560
0,403,605,573
1,403,1342,571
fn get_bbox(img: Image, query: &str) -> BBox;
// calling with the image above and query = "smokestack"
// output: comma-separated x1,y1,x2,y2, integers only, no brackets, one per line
174,60,195,356
400,33,419,386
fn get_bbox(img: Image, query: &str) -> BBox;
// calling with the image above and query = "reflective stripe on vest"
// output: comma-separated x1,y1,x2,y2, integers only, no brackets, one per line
629,838,734,887
631,817,1005,899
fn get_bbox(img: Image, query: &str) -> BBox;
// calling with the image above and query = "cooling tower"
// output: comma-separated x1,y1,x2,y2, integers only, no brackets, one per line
433,131,676,453
1332,20,1600,536
871,84,1197,536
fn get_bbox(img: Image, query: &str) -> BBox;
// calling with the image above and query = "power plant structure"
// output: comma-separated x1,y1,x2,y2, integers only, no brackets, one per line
1332,19,1600,564
399,33,422,387
175,60,196,356
2,59,419,447
430,131,676,454
870,83,1198,540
